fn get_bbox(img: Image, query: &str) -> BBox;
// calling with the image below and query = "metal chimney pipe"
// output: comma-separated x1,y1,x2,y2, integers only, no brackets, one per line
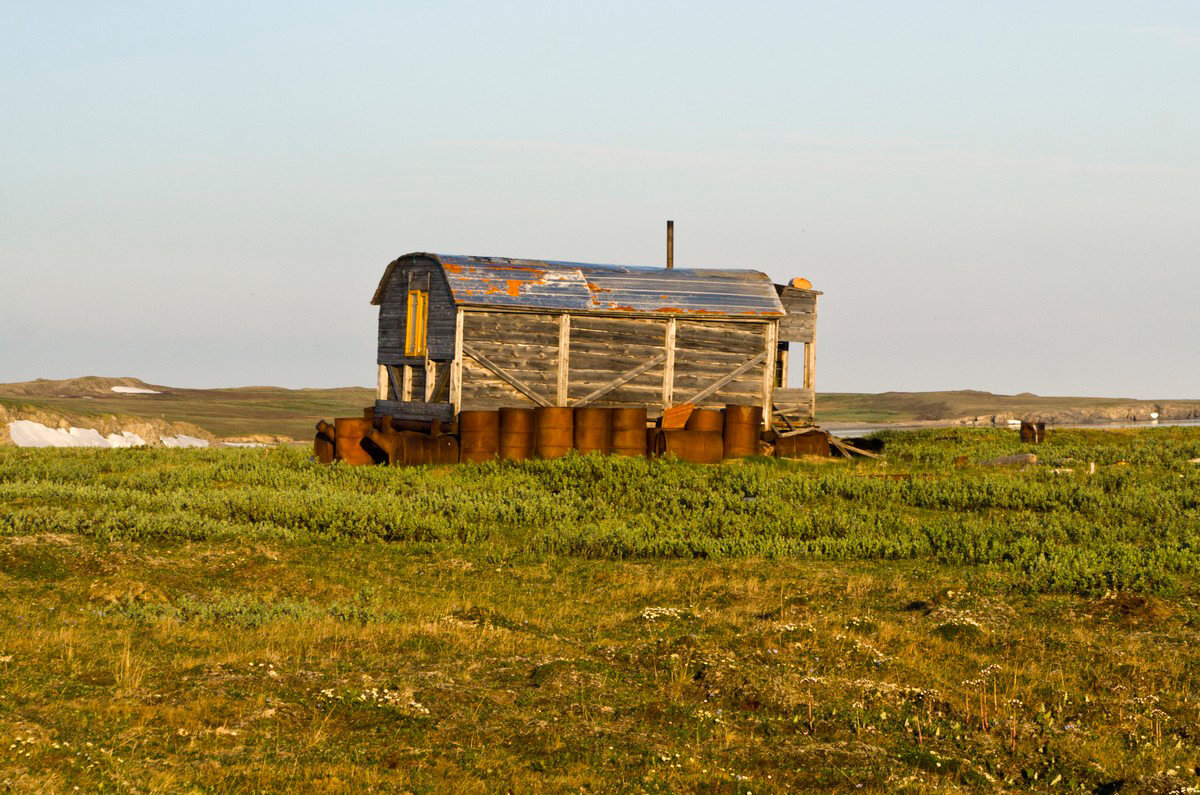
666,220,674,269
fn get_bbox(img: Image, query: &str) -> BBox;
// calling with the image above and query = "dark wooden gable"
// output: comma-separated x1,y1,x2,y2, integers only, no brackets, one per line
376,254,457,364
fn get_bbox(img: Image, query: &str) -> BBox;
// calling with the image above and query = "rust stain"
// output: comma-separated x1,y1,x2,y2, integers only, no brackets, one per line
505,279,524,297
442,262,463,273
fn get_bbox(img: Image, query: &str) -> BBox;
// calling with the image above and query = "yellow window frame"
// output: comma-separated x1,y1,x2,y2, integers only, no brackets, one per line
405,289,428,357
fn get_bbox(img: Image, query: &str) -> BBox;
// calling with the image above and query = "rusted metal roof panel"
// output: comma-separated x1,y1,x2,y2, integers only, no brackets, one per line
409,254,785,316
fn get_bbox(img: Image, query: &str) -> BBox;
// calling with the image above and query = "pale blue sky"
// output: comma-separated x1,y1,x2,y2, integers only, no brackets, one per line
3,2,1198,397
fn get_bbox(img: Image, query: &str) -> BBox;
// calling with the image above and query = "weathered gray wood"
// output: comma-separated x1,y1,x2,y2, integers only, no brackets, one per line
572,352,668,407
429,361,451,403
374,400,455,422
387,365,402,403
451,309,464,411
377,255,457,362
773,387,814,404
761,321,778,426
424,361,437,402
685,350,768,404
556,313,570,406
376,364,388,401
461,342,553,407
662,318,676,408
778,313,815,342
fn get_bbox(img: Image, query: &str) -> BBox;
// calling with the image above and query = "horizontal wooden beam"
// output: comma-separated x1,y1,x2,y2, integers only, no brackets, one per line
461,342,553,407
685,350,768,404
373,400,455,422
572,351,667,407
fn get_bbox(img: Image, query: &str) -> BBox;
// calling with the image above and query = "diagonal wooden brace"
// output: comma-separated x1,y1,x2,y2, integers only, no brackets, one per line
461,342,553,407
572,352,668,407
685,350,768,404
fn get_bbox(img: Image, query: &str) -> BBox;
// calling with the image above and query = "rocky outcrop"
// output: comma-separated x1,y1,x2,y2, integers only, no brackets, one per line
0,403,217,448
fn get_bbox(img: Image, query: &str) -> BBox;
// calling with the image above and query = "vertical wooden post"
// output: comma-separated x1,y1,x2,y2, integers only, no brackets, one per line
401,365,413,401
556,313,571,406
376,364,388,401
450,308,464,412
778,345,789,388
424,360,437,402
804,338,816,419
662,317,676,408
761,321,778,428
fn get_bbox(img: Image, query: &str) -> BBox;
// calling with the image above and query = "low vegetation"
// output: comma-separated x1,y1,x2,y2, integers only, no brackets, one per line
1,428,1199,790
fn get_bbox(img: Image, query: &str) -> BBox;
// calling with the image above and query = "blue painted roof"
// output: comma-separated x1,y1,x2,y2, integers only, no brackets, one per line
373,253,785,317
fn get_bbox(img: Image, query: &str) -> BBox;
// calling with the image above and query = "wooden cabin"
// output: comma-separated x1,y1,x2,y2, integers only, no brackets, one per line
370,253,819,428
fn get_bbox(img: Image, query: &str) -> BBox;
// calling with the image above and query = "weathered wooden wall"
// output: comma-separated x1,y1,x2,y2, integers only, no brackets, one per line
377,256,457,364
456,310,771,415
778,287,816,343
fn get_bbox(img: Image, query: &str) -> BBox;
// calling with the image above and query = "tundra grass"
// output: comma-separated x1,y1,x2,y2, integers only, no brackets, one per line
1,429,1199,791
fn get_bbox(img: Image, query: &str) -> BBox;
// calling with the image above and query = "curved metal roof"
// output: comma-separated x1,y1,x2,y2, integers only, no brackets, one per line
372,253,785,317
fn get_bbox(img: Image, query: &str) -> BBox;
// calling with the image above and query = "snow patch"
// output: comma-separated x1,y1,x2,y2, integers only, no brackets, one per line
8,420,146,448
161,434,208,448
111,386,161,394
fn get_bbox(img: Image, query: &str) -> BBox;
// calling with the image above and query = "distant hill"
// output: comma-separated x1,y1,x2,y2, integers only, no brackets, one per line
4,377,1199,443
0,376,375,441
817,390,1200,426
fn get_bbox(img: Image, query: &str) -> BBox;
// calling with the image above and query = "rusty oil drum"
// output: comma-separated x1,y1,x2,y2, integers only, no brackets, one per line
458,410,500,463
685,408,725,432
573,407,612,455
391,431,459,466
654,429,724,464
610,407,647,457
722,404,763,459
498,407,536,460
535,406,574,458
333,417,375,466
314,420,336,464
365,426,401,465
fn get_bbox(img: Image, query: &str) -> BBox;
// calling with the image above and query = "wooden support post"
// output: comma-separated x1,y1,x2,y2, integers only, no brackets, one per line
424,360,437,402
662,317,676,408
376,364,388,401
401,364,413,402
804,336,816,419
761,322,778,428
556,313,571,406
450,309,464,412
778,345,789,388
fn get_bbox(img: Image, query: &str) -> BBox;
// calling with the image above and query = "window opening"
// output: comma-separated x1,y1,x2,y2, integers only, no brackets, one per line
405,289,428,357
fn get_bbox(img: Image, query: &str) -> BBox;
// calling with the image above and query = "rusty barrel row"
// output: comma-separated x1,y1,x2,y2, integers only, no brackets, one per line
317,403,770,466
648,404,764,464
458,406,649,461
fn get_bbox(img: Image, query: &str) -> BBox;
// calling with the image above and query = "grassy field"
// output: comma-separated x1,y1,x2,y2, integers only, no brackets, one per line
2,429,1200,791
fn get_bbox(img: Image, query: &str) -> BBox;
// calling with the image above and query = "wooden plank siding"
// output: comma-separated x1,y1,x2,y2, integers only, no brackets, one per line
457,311,560,411
778,287,817,344
377,255,457,363
568,315,666,408
672,320,767,408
